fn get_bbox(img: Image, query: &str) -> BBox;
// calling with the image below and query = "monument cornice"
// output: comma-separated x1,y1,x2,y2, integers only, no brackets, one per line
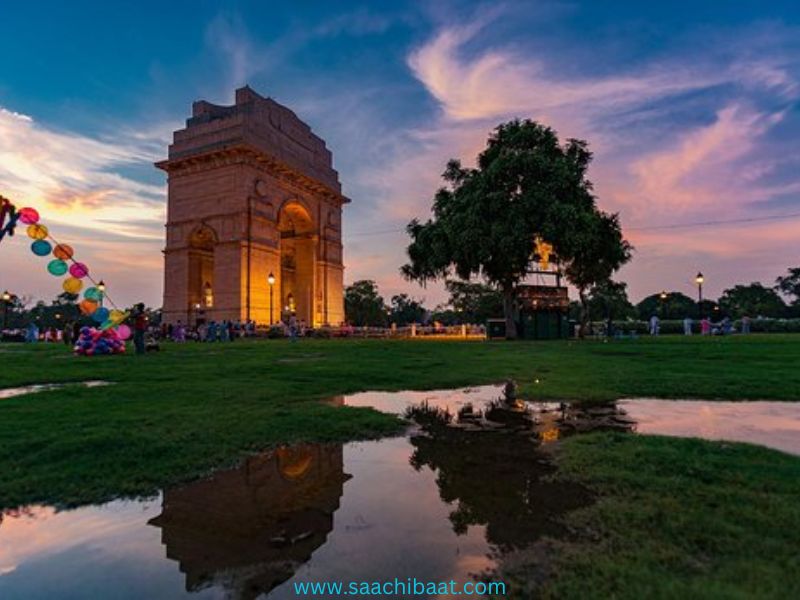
155,143,351,206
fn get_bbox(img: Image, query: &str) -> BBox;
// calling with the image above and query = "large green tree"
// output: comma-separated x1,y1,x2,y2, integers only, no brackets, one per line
344,280,387,326
402,119,629,338
719,283,787,318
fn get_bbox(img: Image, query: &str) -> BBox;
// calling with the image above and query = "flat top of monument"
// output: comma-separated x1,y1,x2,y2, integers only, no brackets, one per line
164,85,343,196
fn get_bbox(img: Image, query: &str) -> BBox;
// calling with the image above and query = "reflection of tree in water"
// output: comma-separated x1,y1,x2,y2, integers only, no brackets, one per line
408,408,590,552
148,443,348,600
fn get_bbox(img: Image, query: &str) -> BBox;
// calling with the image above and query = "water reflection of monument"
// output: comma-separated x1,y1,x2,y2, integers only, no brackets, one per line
148,443,348,599
407,405,590,551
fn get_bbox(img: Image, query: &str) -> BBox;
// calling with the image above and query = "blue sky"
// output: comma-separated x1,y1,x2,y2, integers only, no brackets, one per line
1,1,799,308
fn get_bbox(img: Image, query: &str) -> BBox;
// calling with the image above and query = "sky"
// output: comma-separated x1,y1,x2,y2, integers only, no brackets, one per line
1,0,799,309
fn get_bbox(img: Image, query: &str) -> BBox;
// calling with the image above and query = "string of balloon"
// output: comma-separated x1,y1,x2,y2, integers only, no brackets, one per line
2,200,128,330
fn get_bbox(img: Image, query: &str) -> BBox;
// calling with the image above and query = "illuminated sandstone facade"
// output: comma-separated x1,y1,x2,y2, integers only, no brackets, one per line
157,86,348,326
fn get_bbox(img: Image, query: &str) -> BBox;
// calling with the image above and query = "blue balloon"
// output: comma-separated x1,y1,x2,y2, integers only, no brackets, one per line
92,307,110,323
31,240,52,256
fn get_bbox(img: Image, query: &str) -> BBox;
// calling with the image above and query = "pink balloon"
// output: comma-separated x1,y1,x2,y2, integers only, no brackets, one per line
116,324,131,340
18,207,40,225
69,262,89,278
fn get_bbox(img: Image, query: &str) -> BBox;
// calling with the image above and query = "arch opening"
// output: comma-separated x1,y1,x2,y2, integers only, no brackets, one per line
278,203,315,325
188,225,216,324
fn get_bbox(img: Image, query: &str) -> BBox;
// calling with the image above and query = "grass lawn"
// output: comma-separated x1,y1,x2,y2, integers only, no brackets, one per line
1,335,799,508
542,433,800,599
1,335,799,597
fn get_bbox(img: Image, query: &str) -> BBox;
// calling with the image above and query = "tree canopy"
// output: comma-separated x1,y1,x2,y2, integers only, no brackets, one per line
719,283,787,318
388,293,426,326
444,279,503,324
776,267,800,306
587,280,635,321
402,119,630,338
344,280,387,326
636,292,697,320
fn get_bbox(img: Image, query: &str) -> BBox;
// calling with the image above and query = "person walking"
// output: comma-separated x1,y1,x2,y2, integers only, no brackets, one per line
683,316,692,335
133,303,149,355
289,313,298,342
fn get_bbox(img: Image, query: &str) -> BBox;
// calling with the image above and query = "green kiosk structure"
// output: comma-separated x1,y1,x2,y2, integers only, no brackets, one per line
487,268,571,340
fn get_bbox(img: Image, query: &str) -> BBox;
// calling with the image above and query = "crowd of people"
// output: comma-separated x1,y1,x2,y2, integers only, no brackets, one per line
647,315,752,336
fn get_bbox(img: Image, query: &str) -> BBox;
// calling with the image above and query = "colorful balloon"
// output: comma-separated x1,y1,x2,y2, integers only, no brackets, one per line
53,244,74,260
31,240,52,256
69,262,89,278
92,307,110,323
18,207,40,225
79,299,99,315
84,287,103,301
116,324,132,340
47,259,68,276
27,224,48,240
109,309,127,325
62,277,83,294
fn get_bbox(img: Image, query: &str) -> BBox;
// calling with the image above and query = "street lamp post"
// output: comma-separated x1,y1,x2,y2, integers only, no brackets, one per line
267,272,275,325
660,290,667,318
695,272,704,319
97,280,106,308
1,290,10,334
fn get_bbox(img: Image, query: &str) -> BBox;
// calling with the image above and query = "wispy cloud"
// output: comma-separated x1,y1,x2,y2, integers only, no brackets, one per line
0,106,165,304
367,10,800,301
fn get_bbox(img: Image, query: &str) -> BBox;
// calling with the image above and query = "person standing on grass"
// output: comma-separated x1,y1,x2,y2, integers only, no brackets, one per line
289,313,298,342
742,315,751,334
649,314,660,336
683,316,693,335
133,303,148,355
220,320,230,342
701,317,711,335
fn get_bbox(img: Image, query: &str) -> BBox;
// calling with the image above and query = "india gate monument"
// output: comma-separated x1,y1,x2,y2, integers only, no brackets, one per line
156,86,347,327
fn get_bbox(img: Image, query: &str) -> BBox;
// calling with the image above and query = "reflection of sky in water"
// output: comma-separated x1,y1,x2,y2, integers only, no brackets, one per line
0,386,509,600
0,438,496,599
621,399,800,456
4,386,798,599
339,384,504,416
0,499,218,599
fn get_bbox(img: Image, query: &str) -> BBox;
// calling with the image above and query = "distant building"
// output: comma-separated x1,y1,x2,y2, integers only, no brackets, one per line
156,86,348,326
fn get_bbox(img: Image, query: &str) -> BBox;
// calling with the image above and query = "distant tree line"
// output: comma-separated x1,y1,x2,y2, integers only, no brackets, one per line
0,291,161,332
570,267,800,322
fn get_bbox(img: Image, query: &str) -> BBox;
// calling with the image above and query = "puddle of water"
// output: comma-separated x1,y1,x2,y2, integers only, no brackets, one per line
0,386,588,599
3,385,799,598
621,399,800,456
0,381,111,400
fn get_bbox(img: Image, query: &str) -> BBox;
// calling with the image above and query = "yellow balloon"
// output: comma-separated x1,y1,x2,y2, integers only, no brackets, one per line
27,224,49,240
62,277,83,294
109,309,127,324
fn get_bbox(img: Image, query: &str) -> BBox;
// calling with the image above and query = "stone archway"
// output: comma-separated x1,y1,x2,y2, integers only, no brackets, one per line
188,224,217,322
278,202,315,325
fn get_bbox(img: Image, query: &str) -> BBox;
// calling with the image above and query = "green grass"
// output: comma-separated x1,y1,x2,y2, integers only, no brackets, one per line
0,335,799,509
535,433,800,599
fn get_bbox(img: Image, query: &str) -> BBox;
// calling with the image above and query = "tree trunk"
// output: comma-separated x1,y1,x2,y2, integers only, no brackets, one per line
578,288,589,338
502,285,518,340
